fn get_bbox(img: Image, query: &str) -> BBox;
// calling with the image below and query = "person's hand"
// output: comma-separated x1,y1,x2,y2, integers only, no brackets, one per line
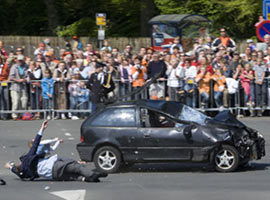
41,120,49,131
5,162,11,169
58,138,64,143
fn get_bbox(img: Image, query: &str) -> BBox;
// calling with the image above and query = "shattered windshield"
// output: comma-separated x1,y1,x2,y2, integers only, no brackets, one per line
178,105,208,125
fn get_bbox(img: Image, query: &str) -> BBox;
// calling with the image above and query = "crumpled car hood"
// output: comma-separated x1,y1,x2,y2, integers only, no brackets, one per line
207,110,245,129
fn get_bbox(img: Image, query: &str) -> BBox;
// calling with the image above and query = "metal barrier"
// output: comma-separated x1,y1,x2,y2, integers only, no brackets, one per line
0,77,270,120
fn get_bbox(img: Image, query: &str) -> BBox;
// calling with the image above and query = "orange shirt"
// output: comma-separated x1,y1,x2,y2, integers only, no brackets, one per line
131,66,146,87
196,72,211,94
0,63,10,82
220,37,230,47
212,74,226,92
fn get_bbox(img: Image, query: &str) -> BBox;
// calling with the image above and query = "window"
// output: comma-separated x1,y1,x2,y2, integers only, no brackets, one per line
140,108,177,128
91,108,136,127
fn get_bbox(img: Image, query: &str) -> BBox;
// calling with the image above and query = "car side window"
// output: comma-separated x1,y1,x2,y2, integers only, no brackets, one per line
140,108,177,128
91,108,136,127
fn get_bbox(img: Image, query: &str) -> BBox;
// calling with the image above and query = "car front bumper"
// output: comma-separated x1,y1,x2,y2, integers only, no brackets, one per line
76,143,95,162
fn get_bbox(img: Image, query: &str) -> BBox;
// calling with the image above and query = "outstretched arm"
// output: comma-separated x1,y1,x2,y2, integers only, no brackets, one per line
28,120,49,156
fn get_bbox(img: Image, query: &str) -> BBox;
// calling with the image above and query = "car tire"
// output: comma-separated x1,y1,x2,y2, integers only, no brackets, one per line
93,146,121,173
214,145,240,172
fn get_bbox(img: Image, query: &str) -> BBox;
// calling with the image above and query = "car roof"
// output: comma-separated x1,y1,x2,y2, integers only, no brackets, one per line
107,100,184,118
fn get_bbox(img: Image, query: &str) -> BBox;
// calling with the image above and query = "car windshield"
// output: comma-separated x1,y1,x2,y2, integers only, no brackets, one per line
178,105,208,125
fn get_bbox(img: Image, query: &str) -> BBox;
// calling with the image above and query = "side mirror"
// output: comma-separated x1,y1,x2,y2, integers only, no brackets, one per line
183,125,193,138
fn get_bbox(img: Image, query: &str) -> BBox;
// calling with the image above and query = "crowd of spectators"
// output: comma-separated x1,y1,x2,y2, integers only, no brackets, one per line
0,27,270,120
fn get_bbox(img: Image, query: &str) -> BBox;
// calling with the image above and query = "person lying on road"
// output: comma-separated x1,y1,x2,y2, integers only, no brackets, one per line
5,120,107,182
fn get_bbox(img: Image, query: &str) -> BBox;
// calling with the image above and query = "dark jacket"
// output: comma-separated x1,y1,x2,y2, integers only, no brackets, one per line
17,133,45,180
147,60,167,79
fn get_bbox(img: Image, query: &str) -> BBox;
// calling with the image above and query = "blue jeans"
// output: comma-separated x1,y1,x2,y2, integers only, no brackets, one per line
184,84,196,108
78,101,88,118
0,84,10,119
200,92,209,108
214,91,223,107
255,82,267,106
42,98,53,117
69,96,78,116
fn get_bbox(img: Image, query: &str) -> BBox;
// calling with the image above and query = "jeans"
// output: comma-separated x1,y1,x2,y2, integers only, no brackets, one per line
30,87,41,110
214,91,223,107
200,92,209,108
255,83,267,106
78,101,88,118
0,84,10,119
168,87,179,101
69,96,78,116
42,98,53,117
184,84,196,108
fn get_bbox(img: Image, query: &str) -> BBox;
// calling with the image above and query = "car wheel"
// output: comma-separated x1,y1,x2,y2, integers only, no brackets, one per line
214,145,240,172
93,146,121,173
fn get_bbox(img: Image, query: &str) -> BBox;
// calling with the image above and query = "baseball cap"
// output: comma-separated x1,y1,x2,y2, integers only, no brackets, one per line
246,39,254,43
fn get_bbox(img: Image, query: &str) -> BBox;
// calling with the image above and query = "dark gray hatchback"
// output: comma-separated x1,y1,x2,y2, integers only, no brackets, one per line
77,100,265,173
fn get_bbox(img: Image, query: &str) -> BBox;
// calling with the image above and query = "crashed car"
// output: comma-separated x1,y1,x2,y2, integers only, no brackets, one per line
77,100,265,173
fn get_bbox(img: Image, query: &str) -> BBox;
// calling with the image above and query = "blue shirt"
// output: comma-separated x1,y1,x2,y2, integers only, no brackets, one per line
37,154,58,179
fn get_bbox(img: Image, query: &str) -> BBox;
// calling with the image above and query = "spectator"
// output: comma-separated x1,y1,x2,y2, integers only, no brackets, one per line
34,43,46,56
0,41,8,59
41,69,54,120
169,36,183,55
196,66,211,109
77,81,89,118
246,39,256,51
122,44,133,59
255,16,265,27
119,58,132,98
131,56,147,99
101,40,112,52
183,59,197,107
27,61,42,119
254,58,267,116
0,56,10,120
53,62,70,119
72,36,83,52
166,58,182,101
147,53,167,100
40,52,57,76
9,55,28,120
212,28,236,53
212,68,226,108
240,63,255,108
68,74,80,120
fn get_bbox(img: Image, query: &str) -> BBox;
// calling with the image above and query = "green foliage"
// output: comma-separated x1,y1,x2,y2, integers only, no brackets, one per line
0,0,264,39
155,0,262,39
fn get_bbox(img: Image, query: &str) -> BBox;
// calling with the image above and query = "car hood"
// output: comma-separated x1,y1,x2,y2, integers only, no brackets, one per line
206,110,246,129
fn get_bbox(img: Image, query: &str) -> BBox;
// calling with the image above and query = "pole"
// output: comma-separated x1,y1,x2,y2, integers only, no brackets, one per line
99,25,103,49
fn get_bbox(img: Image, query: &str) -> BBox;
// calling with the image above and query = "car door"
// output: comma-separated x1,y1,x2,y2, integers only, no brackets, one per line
136,108,194,161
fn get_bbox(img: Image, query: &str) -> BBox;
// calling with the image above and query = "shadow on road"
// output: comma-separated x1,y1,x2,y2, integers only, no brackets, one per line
119,162,270,173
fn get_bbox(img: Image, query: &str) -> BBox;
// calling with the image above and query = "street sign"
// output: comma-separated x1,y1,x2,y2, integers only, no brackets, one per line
98,30,105,40
263,0,270,20
96,13,106,26
256,20,270,41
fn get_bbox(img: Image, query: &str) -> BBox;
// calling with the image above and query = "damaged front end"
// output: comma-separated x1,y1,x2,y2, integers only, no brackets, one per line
208,111,266,162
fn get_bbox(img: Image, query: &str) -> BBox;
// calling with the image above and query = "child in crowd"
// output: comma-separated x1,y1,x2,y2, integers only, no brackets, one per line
212,68,226,108
41,69,54,119
77,81,89,118
240,63,255,107
68,74,80,120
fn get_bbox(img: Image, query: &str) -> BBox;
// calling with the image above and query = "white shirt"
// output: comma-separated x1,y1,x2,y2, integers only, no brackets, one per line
185,66,197,79
166,65,183,87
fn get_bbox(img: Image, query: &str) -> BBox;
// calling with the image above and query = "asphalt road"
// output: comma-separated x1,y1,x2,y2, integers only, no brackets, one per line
0,118,270,200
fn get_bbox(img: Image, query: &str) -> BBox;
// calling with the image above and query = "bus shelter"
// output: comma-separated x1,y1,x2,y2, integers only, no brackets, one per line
148,14,211,51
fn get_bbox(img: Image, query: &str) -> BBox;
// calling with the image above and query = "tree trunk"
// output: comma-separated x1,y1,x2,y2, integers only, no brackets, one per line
140,0,159,37
44,0,60,35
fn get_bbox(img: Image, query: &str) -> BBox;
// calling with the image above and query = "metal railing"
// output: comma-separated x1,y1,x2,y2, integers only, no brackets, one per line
0,77,270,120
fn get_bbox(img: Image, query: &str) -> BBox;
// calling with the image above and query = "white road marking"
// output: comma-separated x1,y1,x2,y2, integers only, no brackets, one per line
50,190,86,200
64,133,72,137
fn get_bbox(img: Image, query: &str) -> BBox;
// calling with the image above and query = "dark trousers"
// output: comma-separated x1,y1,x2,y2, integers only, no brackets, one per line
52,158,94,181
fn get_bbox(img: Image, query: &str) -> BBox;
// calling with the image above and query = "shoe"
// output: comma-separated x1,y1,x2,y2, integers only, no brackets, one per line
68,112,72,118
47,115,51,120
85,172,108,183
71,116,79,120
61,113,66,120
